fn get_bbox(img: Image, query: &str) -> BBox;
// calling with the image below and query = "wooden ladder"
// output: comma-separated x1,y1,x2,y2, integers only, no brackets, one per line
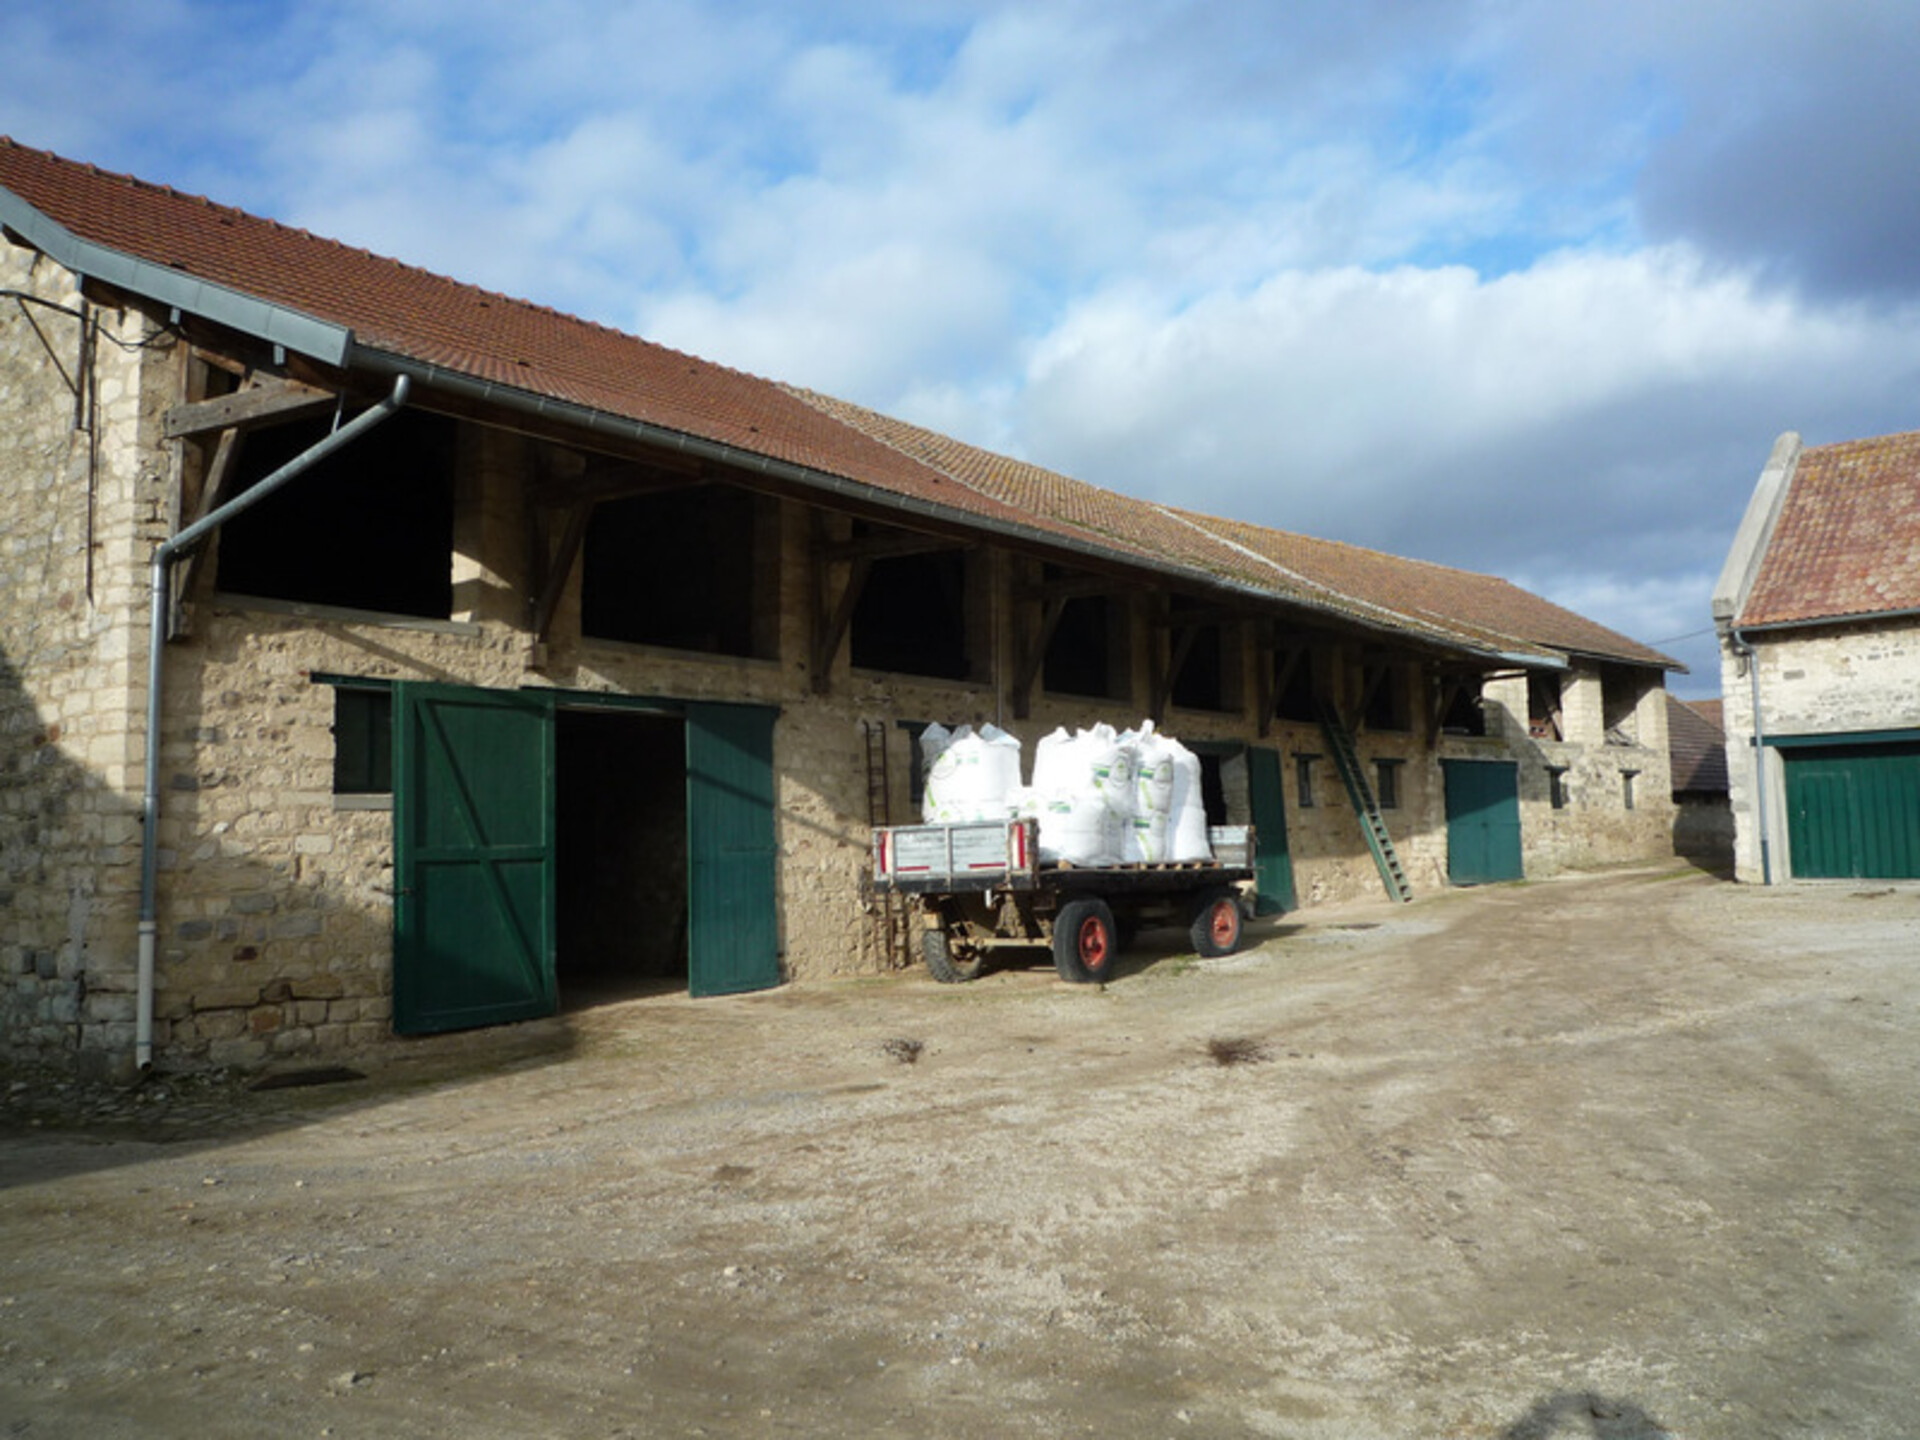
863,720,911,967
1317,701,1414,904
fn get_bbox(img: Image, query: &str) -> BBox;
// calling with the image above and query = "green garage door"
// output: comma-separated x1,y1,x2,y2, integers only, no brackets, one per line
1783,742,1920,879
1442,759,1523,886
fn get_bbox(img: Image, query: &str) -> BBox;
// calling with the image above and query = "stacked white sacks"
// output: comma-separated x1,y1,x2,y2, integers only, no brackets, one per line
917,720,1214,866
919,723,1024,823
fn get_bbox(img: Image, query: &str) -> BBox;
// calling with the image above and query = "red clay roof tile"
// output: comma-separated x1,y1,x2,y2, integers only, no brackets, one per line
1741,430,1920,627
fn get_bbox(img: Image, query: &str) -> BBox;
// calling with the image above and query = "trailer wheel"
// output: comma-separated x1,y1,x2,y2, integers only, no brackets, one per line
1189,887,1244,958
922,926,983,984
1053,898,1119,984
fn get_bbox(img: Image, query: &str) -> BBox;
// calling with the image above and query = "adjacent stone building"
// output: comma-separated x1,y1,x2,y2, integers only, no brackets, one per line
1667,695,1732,868
1712,430,1920,882
1,139,1679,1076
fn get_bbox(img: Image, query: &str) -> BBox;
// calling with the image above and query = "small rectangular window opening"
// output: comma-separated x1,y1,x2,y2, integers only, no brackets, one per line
1621,769,1638,811
1374,759,1402,809
1295,753,1320,808
332,687,393,797
1548,766,1570,810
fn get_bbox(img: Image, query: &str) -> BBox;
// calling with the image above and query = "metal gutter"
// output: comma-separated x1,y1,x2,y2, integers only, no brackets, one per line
136,376,410,1068
0,185,353,366
1726,604,1920,636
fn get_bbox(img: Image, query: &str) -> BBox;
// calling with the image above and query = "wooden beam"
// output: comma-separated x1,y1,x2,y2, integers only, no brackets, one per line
1151,623,1200,723
163,379,338,439
1354,662,1388,737
812,555,873,694
1264,644,1304,739
819,531,969,565
527,500,594,669
1013,572,1128,604
1011,595,1072,719
531,452,707,507
169,427,246,639
1430,676,1464,745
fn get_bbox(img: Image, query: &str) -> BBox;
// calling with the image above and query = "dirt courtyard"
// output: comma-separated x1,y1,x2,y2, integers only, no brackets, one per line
3,867,1918,1438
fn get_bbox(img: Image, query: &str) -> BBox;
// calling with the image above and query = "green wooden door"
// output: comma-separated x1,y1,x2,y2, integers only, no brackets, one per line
1246,746,1297,915
1784,743,1920,879
1442,759,1523,885
393,684,557,1034
685,703,781,996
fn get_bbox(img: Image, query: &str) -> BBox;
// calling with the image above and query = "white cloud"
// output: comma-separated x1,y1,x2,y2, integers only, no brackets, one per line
9,0,1920,692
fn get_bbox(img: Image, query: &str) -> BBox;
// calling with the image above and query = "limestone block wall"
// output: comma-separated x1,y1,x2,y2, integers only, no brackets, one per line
1474,666,1675,877
0,244,176,1067
1718,620,1920,882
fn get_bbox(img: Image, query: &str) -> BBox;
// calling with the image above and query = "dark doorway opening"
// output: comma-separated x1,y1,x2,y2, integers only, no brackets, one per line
1197,753,1229,825
555,708,688,1006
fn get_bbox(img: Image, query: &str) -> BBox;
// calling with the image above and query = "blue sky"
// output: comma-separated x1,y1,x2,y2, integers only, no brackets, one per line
8,0,1920,694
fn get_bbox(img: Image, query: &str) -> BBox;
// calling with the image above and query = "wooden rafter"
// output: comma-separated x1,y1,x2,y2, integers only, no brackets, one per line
163,378,338,440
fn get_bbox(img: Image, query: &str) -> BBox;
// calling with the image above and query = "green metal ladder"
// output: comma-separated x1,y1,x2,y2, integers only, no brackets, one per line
1317,701,1414,903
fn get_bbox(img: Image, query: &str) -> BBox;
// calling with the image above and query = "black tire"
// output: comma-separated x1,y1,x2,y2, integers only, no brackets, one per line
1052,897,1119,984
1188,887,1244,958
922,926,983,983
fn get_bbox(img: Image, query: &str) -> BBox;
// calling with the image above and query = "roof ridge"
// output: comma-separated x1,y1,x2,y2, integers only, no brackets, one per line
1803,426,1920,456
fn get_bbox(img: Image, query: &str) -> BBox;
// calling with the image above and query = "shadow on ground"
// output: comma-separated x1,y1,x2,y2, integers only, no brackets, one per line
1502,1391,1672,1438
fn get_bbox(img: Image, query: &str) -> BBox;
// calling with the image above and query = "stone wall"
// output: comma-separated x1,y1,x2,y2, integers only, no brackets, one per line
1482,664,1676,877
1718,620,1920,882
0,245,174,1070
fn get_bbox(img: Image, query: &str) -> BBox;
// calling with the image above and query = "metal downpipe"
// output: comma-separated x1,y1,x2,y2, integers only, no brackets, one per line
1730,626,1772,885
136,376,409,1070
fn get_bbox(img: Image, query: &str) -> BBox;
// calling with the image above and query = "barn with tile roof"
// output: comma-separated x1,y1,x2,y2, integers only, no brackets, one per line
1713,431,1920,883
1,139,1678,1075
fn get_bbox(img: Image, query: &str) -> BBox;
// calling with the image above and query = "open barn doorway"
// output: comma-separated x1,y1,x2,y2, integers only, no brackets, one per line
555,707,689,1007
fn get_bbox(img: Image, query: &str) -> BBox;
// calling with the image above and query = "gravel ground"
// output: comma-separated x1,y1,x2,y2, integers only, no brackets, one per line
3,865,1917,1439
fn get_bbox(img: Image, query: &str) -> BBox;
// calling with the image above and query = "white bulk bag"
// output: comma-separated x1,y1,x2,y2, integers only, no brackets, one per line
1167,738,1214,862
923,723,1023,823
1032,726,1124,866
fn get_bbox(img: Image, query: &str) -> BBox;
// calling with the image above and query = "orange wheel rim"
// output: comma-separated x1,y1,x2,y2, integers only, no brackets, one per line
1079,917,1109,968
1210,903,1237,946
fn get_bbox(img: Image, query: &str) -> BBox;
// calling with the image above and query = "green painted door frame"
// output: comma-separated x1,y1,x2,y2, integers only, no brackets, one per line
393,683,557,1035
1442,758,1523,886
1246,746,1297,915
